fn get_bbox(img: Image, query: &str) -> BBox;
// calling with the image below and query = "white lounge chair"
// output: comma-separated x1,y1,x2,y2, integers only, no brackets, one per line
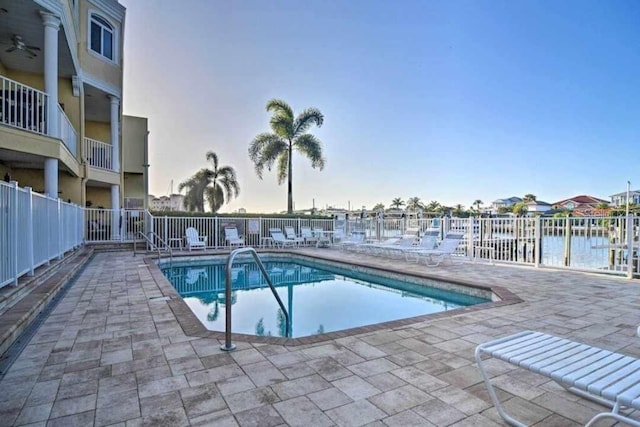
284,226,304,245
337,231,366,250
476,330,640,427
269,228,297,248
313,228,331,248
413,232,463,266
400,230,440,262
224,227,245,248
185,227,207,251
301,227,318,246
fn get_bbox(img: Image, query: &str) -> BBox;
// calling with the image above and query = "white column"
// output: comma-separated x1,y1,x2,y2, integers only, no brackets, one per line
41,12,61,199
111,184,120,239
44,158,58,198
110,96,120,172
40,12,60,138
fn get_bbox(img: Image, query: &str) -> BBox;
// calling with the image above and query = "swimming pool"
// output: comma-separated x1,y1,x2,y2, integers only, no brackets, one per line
160,255,491,338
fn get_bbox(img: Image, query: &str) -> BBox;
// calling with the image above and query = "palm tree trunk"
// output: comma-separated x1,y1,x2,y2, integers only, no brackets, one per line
287,140,293,214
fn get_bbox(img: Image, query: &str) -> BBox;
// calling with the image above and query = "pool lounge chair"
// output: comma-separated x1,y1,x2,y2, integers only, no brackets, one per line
400,230,440,262
476,329,640,427
224,227,245,248
313,228,332,248
185,227,207,251
337,231,366,250
301,227,318,246
413,232,463,266
269,228,297,248
284,226,305,245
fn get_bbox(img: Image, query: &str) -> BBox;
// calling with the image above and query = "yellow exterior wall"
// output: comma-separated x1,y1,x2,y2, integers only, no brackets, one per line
122,116,147,173
8,170,82,203
78,0,123,89
86,187,112,208
85,121,112,143
0,61,7,74
124,173,144,199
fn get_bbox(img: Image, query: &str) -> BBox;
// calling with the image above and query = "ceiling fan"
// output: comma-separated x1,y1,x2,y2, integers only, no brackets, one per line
5,35,40,58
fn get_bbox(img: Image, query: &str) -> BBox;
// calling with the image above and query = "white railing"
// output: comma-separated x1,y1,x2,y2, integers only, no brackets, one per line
85,208,146,241
0,181,83,289
58,104,77,156
0,75,48,135
83,137,114,170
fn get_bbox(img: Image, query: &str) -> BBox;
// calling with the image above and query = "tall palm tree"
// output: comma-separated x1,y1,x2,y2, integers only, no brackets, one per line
248,99,325,213
178,151,240,213
390,198,405,209
202,151,240,213
473,199,483,212
425,200,442,214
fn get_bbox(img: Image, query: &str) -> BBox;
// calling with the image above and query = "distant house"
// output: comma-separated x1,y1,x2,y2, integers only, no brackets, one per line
552,195,609,216
150,194,185,211
610,189,640,207
491,197,522,212
524,200,552,216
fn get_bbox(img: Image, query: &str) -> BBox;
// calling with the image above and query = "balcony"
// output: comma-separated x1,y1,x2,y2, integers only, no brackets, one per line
1,75,77,156
84,137,115,171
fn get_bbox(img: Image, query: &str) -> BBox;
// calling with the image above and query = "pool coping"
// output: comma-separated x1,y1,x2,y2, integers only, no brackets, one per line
145,251,524,346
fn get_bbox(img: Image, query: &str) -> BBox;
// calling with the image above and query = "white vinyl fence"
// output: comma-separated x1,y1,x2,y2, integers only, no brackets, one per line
0,181,83,289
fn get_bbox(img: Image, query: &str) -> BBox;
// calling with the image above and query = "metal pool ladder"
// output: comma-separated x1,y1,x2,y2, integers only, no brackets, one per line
221,247,290,351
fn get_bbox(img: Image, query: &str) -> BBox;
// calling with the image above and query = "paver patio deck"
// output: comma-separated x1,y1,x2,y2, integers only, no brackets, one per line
1,248,639,426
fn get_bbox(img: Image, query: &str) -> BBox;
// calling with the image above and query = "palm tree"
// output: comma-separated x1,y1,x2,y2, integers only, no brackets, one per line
202,151,240,213
406,197,424,211
473,199,483,212
179,151,240,213
371,203,385,212
523,194,537,202
425,200,442,214
452,204,465,217
179,170,209,212
390,198,405,210
512,201,528,217
248,99,325,213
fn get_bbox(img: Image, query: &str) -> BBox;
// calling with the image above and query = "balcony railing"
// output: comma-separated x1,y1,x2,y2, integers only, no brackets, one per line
83,137,114,171
1,75,78,156
1,75,48,136
58,104,77,156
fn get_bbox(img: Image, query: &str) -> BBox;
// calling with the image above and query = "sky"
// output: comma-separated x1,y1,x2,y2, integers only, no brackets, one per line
119,0,640,213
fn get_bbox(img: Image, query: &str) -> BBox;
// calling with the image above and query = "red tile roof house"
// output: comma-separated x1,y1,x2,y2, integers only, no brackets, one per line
552,195,610,216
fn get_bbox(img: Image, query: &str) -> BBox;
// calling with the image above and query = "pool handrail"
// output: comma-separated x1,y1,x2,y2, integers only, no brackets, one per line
221,247,290,351
134,231,173,265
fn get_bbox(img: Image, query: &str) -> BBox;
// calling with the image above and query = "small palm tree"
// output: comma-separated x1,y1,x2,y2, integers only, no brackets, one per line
179,170,209,212
406,197,424,211
390,198,405,210
523,194,537,202
178,151,240,213
248,99,325,213
512,201,528,217
473,199,483,212
371,203,385,212
425,200,442,214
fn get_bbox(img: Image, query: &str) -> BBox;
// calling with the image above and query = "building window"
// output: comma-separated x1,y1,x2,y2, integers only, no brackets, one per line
90,14,114,60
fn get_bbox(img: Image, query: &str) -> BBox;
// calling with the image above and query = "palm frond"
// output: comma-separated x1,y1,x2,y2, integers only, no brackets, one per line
266,99,294,121
248,133,287,179
276,152,288,185
294,134,325,170
205,185,225,213
270,112,294,139
206,151,219,171
293,108,323,137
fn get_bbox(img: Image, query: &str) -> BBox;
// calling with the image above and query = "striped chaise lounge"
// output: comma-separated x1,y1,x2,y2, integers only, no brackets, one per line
476,330,640,427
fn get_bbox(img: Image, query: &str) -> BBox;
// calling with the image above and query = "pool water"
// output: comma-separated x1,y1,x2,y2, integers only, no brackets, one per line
161,258,489,338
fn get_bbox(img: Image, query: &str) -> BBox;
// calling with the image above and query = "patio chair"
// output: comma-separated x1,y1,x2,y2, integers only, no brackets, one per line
269,228,297,249
413,232,463,266
313,228,332,248
224,227,245,248
185,267,207,285
284,226,305,245
301,227,318,246
476,329,640,427
185,227,207,251
400,230,440,261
